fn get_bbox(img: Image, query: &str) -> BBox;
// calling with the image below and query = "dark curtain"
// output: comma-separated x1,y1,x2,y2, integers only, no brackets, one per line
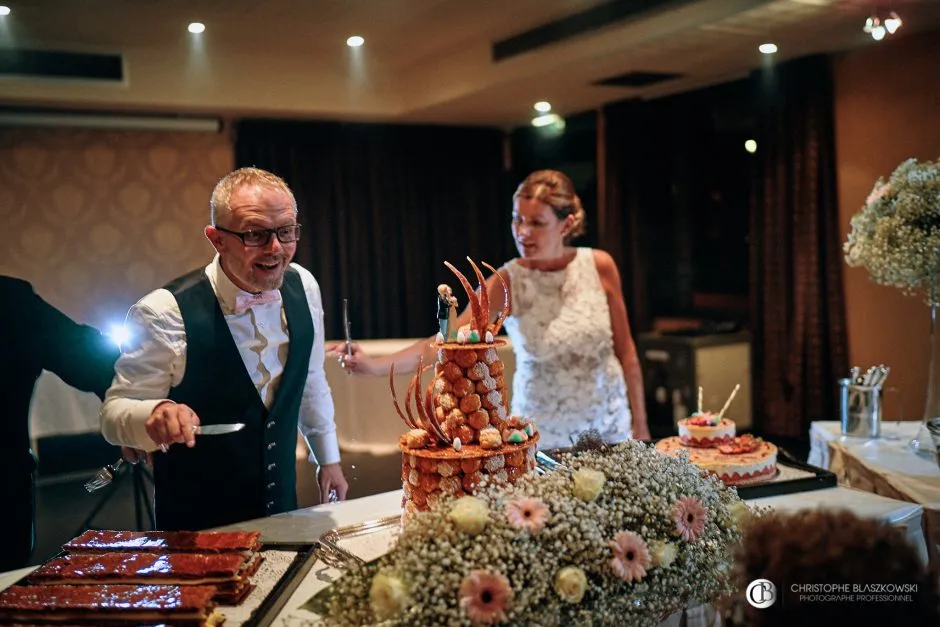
599,99,655,333
235,120,512,341
750,55,848,439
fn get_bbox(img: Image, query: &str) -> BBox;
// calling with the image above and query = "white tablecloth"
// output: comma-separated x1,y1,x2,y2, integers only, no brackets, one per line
808,420,940,567
807,420,938,476
0,485,927,626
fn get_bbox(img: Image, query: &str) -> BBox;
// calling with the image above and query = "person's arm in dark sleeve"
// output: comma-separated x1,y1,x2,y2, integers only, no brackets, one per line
31,290,120,401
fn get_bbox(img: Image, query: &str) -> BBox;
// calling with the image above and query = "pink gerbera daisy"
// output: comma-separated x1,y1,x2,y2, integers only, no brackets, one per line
459,570,513,624
673,496,708,542
608,530,651,583
505,497,550,534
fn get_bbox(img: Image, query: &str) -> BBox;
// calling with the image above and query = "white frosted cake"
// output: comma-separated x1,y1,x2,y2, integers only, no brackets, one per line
677,411,735,447
655,434,777,486
657,386,776,486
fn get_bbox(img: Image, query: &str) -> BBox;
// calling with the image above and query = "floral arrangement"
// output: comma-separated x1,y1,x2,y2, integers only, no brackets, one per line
844,158,940,306
319,440,753,626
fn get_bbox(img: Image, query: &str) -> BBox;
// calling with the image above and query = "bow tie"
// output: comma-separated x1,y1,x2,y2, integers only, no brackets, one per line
232,290,281,314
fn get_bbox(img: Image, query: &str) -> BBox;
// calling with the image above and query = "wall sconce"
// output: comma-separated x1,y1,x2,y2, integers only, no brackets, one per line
864,11,902,41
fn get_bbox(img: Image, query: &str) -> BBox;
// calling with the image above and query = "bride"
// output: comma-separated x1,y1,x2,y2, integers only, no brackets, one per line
333,169,649,449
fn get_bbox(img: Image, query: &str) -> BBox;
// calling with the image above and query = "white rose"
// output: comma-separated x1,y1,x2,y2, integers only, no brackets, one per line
448,496,490,535
554,566,588,603
649,540,678,568
729,501,752,528
572,469,606,502
369,572,409,620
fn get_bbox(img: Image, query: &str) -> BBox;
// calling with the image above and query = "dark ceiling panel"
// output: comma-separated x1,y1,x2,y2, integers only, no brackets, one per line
492,0,697,62
595,70,684,87
0,49,124,82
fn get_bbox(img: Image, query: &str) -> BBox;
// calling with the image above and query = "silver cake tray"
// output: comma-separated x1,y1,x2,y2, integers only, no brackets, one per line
317,516,401,569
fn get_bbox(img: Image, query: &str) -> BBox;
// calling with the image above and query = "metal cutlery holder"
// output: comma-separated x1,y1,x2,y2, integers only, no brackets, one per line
840,378,882,438
926,418,940,464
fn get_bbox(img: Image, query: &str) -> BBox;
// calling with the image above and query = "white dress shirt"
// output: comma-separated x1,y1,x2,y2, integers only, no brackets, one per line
100,256,340,466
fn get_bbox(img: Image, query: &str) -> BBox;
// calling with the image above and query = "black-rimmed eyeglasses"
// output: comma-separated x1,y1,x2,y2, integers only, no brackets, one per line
215,224,302,247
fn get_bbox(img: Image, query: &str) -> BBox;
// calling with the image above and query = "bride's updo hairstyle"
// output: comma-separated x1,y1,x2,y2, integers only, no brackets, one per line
513,170,586,243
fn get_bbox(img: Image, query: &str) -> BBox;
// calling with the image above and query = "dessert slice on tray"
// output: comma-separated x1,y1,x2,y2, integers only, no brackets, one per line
63,529,263,577
64,529,262,554
28,551,256,605
0,583,224,625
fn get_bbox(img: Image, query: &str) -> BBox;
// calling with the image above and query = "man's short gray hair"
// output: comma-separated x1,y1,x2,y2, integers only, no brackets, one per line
209,167,298,226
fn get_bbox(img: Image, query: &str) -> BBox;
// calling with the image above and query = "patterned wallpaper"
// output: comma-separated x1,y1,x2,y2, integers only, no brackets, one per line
0,128,234,330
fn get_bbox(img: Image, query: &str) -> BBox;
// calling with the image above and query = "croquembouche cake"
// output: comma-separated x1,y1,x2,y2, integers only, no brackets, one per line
655,385,777,486
395,259,539,518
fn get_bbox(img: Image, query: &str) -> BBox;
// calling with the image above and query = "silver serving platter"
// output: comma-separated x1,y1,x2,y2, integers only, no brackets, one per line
317,516,401,569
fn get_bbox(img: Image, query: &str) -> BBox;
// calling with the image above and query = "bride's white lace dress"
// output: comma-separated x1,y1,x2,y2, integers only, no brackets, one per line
503,248,632,450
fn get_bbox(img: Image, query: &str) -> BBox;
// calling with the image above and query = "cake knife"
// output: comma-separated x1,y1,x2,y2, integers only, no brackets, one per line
192,423,246,435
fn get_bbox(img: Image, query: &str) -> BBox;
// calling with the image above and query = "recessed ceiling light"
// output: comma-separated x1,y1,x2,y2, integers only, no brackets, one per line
0,6,11,16
188,22,206,34
346,35,365,47
533,101,552,113
759,43,778,54
744,139,758,154
532,113,563,128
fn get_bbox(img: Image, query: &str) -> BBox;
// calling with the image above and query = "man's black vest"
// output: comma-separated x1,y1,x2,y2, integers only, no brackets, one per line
153,266,313,530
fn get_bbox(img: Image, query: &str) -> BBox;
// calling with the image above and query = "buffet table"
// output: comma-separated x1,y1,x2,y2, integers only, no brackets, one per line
0,485,927,626
808,420,939,567
226,486,930,626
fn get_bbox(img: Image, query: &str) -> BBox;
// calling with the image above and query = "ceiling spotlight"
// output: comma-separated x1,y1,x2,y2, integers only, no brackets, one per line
885,12,903,34
533,101,552,113
188,22,206,34
346,35,365,47
532,113,565,128
531,113,566,136
0,6,11,16
758,43,777,55
744,139,758,154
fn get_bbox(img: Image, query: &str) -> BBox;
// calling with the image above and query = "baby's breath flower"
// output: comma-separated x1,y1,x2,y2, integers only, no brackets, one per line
844,158,940,306
325,441,758,626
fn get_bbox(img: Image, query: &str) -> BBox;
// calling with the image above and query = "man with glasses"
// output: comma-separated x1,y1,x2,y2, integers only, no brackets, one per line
101,167,348,531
